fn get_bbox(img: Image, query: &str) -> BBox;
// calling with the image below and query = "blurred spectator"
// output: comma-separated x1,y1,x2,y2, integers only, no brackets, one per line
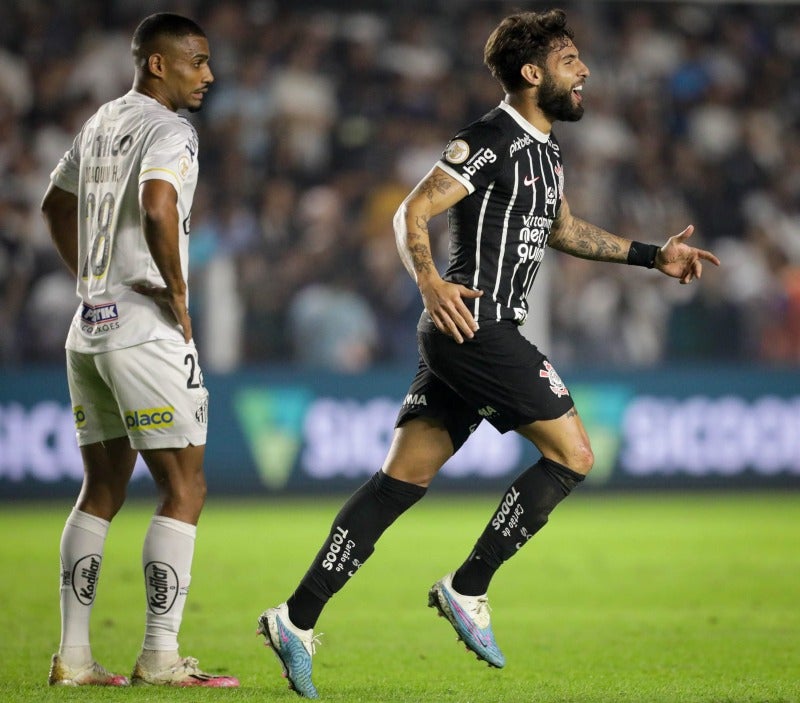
2,1,799,370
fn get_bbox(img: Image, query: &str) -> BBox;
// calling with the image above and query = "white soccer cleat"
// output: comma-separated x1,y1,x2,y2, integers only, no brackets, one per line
48,653,130,686
130,654,239,687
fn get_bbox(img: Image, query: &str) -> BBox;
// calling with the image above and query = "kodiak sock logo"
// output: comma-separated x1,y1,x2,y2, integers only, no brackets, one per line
72,554,102,605
144,561,179,614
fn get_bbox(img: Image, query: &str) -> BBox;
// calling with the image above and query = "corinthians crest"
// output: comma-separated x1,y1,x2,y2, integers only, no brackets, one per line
539,360,569,398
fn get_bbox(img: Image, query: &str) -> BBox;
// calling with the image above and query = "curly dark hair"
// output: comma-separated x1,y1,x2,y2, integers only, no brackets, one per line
484,9,575,93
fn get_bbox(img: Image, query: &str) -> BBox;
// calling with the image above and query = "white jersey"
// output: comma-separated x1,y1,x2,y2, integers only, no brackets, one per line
50,90,200,353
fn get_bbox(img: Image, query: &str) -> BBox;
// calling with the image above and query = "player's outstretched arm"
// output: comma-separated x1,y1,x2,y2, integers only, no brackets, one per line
549,196,720,283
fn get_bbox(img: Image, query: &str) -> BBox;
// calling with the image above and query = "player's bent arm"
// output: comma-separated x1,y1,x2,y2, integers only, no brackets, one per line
138,178,193,341
139,179,185,297
41,183,79,277
394,165,480,343
394,165,468,285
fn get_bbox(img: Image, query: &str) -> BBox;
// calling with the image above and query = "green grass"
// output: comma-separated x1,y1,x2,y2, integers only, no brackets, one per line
0,492,798,702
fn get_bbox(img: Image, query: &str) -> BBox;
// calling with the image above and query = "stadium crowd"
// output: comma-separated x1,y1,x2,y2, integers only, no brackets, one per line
1,0,799,371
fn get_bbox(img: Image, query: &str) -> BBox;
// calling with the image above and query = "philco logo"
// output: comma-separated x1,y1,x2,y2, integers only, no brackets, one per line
72,554,102,605
444,139,469,164
145,561,179,614
73,405,87,428
125,406,175,431
80,302,118,325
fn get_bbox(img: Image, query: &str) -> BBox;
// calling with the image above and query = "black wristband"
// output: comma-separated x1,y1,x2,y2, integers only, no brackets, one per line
627,241,660,268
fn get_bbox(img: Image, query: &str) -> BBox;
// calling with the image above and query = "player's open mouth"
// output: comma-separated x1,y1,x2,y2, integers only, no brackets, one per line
572,85,583,103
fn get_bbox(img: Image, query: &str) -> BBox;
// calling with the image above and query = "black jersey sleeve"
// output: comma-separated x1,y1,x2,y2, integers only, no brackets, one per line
437,120,506,195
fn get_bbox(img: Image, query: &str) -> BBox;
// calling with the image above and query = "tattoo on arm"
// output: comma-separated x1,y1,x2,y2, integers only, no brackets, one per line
409,214,434,275
550,214,628,263
419,171,455,202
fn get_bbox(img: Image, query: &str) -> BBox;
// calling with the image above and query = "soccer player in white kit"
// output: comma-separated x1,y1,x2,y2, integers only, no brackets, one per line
40,13,238,687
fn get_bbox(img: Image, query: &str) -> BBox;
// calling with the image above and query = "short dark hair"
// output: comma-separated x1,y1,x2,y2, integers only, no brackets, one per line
131,13,206,66
484,9,575,93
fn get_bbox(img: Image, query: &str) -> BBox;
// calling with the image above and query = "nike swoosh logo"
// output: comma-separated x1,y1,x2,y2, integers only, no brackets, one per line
524,175,540,186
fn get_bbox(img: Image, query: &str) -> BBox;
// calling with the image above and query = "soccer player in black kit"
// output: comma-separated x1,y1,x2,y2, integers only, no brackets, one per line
257,9,720,698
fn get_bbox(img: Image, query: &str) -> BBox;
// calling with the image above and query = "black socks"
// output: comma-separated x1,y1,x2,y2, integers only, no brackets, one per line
287,471,426,630
452,457,585,596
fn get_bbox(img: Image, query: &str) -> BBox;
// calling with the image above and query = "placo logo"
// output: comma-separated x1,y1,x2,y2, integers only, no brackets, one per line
233,387,312,490
569,384,633,485
124,407,175,431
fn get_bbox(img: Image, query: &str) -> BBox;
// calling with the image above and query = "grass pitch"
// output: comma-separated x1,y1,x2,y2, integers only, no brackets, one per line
0,491,798,702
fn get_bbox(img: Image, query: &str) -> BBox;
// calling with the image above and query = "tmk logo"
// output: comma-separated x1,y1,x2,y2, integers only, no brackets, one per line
72,554,102,605
80,302,118,325
403,393,427,406
145,561,179,615
125,407,175,431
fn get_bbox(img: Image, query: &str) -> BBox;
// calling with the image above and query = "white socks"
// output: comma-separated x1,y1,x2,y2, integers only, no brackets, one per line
57,510,197,668
141,515,197,655
58,509,109,667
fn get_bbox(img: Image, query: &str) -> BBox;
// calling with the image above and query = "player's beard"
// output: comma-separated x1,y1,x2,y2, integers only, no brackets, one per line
538,70,584,122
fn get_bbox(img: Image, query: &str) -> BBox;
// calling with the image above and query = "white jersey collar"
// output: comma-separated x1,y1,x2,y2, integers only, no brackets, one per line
498,102,551,143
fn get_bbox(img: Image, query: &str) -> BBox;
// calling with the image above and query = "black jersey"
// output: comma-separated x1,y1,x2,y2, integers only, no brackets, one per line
437,102,564,325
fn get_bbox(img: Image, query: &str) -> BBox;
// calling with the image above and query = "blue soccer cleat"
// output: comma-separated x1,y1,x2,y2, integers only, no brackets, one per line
428,573,506,668
257,603,320,698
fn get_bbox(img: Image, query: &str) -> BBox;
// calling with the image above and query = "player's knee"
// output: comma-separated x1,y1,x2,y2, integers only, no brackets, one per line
551,440,593,476
571,442,594,475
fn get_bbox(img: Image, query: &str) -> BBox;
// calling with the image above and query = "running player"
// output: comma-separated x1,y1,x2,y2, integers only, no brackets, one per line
256,9,719,698
41,13,237,688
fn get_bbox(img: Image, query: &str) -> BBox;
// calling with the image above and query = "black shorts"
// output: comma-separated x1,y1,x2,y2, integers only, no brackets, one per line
395,315,575,451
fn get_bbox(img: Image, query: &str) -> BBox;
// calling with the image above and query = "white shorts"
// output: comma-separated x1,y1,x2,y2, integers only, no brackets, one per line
66,340,209,450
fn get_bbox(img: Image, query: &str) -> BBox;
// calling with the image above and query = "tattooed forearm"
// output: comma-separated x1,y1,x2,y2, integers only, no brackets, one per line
408,216,435,275
419,171,456,202
550,215,629,263
409,243,434,275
